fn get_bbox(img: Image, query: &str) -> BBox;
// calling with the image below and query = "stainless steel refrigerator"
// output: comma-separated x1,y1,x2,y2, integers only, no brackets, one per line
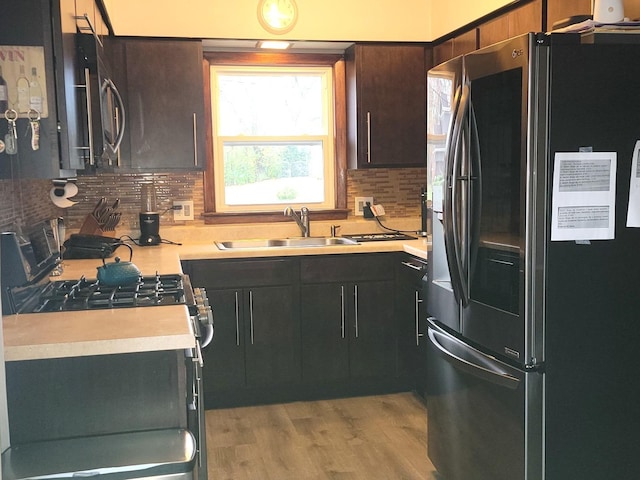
426,32,640,480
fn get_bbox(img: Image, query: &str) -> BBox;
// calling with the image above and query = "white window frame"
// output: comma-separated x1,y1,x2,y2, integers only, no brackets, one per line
210,65,336,213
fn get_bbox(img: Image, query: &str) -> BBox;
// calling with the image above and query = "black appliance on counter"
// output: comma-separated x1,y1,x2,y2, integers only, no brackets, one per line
426,32,640,480
0,223,212,480
138,182,162,246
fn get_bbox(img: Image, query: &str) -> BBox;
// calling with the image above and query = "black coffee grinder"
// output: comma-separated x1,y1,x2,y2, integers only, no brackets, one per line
139,183,161,246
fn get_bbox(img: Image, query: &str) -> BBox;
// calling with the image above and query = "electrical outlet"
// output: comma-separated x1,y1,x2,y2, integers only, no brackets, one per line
173,200,194,221
355,196,374,216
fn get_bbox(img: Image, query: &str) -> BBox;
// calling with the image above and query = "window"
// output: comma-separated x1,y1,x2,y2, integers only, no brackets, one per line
211,65,334,212
203,52,347,223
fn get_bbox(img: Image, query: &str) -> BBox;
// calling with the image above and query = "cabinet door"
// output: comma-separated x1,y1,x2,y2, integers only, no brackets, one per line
547,0,591,30
348,280,396,380
347,44,426,168
300,283,349,383
202,289,245,394
244,285,300,387
0,0,81,179
432,29,478,67
396,282,420,380
119,38,205,171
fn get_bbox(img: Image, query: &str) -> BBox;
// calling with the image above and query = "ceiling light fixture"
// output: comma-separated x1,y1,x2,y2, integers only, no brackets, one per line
256,40,292,50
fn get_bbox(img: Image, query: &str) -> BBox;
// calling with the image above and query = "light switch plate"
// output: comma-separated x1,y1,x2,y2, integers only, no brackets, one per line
173,200,194,221
355,197,374,216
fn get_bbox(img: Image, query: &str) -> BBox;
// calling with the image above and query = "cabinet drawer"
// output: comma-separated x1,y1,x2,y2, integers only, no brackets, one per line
300,254,397,283
187,258,296,288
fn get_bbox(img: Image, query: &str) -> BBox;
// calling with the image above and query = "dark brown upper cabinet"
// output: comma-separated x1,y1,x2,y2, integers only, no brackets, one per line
479,0,542,48
110,37,206,171
345,44,427,169
0,0,85,179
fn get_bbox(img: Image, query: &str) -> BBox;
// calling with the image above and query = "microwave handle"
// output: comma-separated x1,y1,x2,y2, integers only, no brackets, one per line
105,78,126,154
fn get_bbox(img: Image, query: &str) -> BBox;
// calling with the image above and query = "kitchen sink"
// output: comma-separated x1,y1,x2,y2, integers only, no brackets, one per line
215,237,359,250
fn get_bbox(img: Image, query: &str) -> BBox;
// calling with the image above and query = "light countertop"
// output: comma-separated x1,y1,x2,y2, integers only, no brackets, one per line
3,236,429,362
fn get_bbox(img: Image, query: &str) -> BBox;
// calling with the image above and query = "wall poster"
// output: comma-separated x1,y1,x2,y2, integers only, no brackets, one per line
0,46,49,119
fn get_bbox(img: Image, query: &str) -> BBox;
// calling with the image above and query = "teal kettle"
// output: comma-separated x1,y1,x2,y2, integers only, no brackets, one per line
96,244,141,286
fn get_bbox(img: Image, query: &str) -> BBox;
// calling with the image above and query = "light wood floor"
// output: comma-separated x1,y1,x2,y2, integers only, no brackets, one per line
205,392,439,480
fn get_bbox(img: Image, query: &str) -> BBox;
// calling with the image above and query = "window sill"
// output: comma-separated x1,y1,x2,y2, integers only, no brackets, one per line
203,209,349,225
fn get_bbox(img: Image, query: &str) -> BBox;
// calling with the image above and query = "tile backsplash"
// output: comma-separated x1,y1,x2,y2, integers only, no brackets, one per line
0,167,426,232
0,178,63,231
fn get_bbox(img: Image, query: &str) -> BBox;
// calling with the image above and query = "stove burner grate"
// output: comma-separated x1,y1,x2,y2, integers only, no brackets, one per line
29,273,186,313
344,233,417,242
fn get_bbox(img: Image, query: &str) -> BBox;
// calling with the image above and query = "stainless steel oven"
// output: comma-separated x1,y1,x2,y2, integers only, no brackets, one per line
0,224,212,480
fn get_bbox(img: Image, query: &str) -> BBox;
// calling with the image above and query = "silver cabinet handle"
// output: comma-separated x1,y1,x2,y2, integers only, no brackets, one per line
341,285,345,338
488,258,515,266
415,291,424,346
354,285,359,338
401,261,424,271
366,111,371,164
234,291,240,346
192,113,198,166
249,290,254,345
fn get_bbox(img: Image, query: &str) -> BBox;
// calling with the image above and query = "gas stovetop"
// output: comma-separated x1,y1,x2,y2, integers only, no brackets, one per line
344,233,417,242
20,274,187,313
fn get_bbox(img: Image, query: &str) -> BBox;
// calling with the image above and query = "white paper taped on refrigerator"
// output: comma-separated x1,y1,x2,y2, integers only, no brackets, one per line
626,141,640,227
551,151,617,241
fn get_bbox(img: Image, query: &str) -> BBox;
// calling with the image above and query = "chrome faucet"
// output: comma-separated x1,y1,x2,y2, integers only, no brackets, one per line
284,206,310,237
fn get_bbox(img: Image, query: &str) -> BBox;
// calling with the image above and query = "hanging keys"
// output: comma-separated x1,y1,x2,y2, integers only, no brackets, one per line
28,109,40,151
4,109,18,155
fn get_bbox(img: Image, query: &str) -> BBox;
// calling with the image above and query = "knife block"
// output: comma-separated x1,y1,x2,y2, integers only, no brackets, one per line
79,214,106,236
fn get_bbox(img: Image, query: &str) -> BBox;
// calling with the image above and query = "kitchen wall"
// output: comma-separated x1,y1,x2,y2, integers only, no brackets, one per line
103,0,640,44
103,0,432,41
0,167,426,234
0,178,62,231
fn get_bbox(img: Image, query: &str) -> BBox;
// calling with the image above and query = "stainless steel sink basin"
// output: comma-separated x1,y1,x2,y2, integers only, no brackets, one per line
215,237,359,250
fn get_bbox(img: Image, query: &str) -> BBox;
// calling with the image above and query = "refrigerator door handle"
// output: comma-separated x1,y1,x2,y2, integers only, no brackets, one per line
468,101,482,280
444,84,469,306
428,321,520,390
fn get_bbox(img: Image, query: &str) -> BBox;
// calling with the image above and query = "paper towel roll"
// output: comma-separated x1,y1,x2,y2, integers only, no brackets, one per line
50,187,77,208
64,182,78,198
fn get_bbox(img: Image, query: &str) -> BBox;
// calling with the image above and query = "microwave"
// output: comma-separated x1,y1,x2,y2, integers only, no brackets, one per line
77,32,126,168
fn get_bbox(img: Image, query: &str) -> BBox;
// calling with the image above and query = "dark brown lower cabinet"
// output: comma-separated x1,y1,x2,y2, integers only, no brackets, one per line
300,254,398,396
184,253,408,408
184,258,300,407
204,285,298,393
5,351,186,444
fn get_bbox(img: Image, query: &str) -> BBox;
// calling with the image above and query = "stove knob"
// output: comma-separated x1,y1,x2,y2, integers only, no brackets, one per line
197,304,214,325
194,288,211,307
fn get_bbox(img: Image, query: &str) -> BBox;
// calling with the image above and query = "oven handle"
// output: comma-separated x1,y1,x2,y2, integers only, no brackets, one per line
200,323,214,349
191,340,204,368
